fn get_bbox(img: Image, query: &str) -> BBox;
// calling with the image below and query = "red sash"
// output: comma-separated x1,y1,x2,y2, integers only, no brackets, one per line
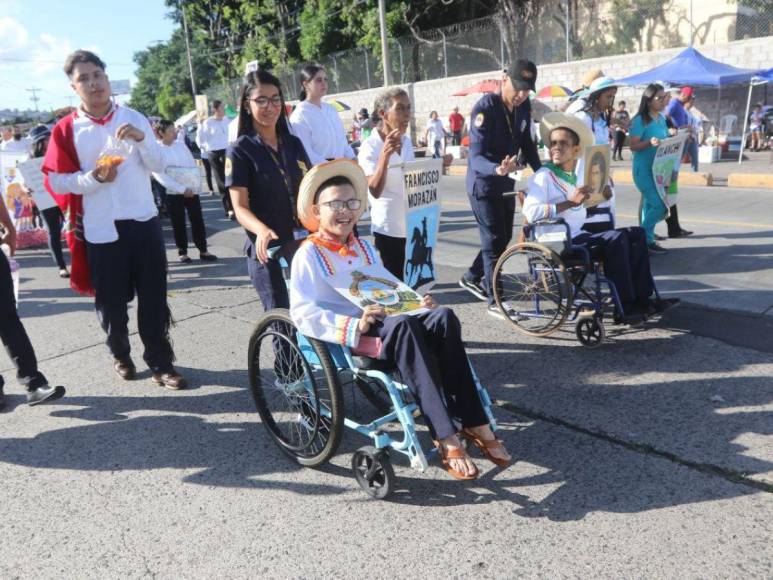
41,113,94,296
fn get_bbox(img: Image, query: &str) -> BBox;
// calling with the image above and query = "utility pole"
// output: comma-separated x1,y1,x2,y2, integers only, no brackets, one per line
181,2,198,97
378,0,392,86
26,88,42,116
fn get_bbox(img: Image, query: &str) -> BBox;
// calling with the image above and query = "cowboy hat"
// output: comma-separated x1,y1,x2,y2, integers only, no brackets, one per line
539,112,595,153
297,158,369,233
587,76,620,96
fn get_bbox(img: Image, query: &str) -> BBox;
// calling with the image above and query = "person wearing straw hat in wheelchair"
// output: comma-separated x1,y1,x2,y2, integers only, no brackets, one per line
523,113,678,324
289,159,511,480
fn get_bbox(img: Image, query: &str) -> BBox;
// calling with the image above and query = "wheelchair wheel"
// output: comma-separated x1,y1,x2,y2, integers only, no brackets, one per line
575,317,605,348
352,446,395,500
248,309,344,467
492,243,573,336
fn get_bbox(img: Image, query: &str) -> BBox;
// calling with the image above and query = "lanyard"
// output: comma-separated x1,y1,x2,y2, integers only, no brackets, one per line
265,138,300,227
501,99,515,140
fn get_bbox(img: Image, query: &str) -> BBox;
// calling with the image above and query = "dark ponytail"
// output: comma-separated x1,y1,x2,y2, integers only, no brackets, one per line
298,63,324,102
236,68,291,138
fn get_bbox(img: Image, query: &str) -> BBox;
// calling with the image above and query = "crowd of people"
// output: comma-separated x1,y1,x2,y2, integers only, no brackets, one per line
2,46,753,480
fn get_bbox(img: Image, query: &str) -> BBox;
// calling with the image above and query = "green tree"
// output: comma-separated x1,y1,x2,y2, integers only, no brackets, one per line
129,28,216,117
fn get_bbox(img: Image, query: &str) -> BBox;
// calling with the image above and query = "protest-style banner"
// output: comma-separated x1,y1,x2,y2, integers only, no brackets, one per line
195,95,209,123
652,132,688,208
1,151,27,215
394,158,443,294
582,144,611,208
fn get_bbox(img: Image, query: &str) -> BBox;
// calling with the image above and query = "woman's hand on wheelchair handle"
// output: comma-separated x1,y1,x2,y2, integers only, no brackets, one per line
358,304,386,333
255,225,279,263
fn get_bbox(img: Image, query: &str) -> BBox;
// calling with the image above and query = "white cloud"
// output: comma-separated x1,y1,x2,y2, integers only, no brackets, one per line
0,17,100,111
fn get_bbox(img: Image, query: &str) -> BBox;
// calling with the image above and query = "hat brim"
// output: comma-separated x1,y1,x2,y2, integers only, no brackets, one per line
510,77,536,92
539,112,595,155
297,158,370,233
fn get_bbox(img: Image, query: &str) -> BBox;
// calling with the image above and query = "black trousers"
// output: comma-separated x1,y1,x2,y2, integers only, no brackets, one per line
201,157,214,192
209,149,233,214
0,250,47,391
167,195,208,255
373,232,406,281
572,227,654,312
452,130,462,146
613,130,626,159
465,193,516,305
86,218,175,372
41,206,67,270
374,307,488,440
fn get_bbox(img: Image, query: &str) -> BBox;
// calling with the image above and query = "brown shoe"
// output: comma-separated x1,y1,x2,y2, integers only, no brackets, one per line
114,358,136,380
152,370,187,390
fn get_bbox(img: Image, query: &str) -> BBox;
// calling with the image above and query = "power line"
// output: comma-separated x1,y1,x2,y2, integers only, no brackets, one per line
26,88,42,114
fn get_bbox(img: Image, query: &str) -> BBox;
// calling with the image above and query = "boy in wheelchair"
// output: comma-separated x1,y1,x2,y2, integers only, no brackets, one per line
522,113,678,324
289,159,510,480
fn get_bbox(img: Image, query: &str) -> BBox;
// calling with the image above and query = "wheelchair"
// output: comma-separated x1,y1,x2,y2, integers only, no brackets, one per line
491,209,660,348
247,252,498,500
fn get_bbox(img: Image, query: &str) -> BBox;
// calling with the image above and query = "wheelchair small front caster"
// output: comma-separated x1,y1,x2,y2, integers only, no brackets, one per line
576,317,605,348
352,446,395,500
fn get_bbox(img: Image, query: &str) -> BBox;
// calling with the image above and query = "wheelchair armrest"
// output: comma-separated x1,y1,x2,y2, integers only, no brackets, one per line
527,219,572,255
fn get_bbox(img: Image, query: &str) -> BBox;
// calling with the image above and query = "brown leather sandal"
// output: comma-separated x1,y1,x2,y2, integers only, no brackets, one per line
434,440,478,480
460,429,511,469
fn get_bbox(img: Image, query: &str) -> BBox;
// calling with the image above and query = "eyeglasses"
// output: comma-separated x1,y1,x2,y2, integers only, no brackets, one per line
247,96,282,108
318,199,362,211
653,95,666,101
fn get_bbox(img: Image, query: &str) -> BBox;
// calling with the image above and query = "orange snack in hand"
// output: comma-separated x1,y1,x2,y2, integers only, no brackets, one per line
96,155,124,168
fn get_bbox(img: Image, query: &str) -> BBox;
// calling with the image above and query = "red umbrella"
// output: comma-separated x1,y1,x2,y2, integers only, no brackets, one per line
452,79,501,96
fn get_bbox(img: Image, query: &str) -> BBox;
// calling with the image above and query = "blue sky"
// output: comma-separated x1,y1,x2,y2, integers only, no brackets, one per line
0,0,176,112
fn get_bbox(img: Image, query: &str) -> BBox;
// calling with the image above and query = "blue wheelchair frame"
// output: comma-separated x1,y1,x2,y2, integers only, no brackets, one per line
259,250,499,495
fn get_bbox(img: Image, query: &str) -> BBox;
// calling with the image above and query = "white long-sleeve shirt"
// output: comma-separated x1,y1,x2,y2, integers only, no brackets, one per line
289,100,355,166
197,116,230,152
152,139,201,195
46,104,164,244
357,130,415,238
523,167,587,240
290,237,387,348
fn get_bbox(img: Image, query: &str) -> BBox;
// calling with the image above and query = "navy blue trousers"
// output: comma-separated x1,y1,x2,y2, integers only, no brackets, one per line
246,240,289,311
0,250,47,391
374,307,488,440
86,218,175,372
572,226,654,311
465,193,516,305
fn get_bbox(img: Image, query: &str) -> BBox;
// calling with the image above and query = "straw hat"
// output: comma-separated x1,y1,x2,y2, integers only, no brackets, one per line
297,158,369,233
580,69,605,89
539,112,595,153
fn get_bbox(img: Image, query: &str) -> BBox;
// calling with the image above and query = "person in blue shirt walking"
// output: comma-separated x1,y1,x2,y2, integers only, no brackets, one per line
458,59,542,317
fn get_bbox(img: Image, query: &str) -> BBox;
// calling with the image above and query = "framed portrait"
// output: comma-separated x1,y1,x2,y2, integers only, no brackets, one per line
582,144,611,208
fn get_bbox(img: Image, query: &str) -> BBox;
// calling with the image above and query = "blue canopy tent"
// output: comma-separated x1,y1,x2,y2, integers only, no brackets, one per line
620,47,765,164
618,46,761,87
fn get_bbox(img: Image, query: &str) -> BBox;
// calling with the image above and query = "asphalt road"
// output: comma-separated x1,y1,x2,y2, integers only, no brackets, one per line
1,178,771,578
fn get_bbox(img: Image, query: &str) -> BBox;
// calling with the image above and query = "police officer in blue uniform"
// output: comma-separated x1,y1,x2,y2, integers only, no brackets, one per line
459,60,542,316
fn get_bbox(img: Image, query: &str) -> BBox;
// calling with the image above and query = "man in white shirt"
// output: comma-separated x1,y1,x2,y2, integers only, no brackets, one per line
198,100,233,218
0,126,30,154
43,50,186,390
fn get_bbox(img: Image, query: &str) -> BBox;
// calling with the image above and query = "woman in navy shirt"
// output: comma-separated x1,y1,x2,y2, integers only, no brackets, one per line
226,69,310,310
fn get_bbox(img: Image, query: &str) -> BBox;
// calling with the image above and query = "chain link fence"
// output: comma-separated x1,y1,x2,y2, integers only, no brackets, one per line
205,0,772,105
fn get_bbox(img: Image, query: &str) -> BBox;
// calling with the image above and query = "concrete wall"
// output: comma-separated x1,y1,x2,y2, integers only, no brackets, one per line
327,35,773,139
